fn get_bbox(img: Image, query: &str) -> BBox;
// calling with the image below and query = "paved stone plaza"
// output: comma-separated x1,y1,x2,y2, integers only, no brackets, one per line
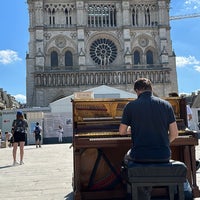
0,144,73,200
1,143,200,200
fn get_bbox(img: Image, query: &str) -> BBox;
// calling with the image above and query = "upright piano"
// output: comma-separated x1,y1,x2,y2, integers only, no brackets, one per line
72,97,200,200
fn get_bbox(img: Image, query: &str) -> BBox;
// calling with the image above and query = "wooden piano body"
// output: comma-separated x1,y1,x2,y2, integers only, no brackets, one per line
72,97,200,200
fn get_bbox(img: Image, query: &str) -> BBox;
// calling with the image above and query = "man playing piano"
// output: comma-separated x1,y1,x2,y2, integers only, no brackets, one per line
119,78,179,199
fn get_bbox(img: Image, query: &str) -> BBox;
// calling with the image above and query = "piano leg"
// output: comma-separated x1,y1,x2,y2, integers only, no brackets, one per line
74,191,81,200
183,145,200,198
183,146,192,185
190,145,200,197
74,149,82,200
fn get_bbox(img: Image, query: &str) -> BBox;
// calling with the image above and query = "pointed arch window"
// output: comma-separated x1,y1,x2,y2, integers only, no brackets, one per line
65,8,72,26
146,50,153,64
131,7,138,26
144,8,150,26
51,51,58,67
134,50,140,65
48,8,55,25
65,51,73,66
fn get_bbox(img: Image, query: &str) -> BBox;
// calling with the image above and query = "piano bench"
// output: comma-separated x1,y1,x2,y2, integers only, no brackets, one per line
121,160,187,200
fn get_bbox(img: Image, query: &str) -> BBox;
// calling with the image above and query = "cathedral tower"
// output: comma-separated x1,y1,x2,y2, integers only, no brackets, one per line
26,0,178,107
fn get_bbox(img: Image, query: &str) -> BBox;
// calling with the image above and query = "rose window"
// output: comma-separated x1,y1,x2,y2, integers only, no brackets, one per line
90,38,117,66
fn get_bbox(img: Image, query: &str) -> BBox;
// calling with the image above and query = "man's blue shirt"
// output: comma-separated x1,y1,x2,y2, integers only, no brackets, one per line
121,91,176,162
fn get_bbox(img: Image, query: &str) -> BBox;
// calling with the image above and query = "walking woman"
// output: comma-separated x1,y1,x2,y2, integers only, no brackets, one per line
12,111,28,166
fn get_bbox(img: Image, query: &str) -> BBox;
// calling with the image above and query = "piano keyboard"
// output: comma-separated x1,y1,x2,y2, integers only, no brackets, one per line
89,137,130,141
75,130,188,138
75,132,128,137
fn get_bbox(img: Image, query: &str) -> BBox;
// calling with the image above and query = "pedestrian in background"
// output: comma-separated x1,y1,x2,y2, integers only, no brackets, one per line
57,125,63,143
11,111,28,166
33,122,42,148
5,131,13,147
186,105,193,129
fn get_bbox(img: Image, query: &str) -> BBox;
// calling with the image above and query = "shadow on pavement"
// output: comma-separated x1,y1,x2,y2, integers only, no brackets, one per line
0,165,13,169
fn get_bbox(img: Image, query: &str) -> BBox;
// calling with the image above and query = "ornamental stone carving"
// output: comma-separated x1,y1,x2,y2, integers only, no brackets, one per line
55,37,66,48
139,37,149,47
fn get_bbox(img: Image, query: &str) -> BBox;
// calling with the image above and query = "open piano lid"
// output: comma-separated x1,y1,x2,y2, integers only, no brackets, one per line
71,98,132,136
71,96,190,136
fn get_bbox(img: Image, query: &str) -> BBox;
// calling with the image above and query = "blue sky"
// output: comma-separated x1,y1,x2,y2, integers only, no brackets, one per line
0,1,200,103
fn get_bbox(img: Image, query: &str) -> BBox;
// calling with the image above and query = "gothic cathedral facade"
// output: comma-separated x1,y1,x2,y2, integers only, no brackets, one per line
26,0,178,107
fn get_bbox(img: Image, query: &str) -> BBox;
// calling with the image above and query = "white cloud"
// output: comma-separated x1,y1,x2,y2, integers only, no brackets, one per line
194,65,200,72
0,49,22,64
14,94,26,104
176,56,200,67
184,0,200,10
176,56,200,73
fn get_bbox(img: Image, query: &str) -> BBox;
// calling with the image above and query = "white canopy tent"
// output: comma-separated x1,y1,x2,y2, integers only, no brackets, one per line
49,85,136,113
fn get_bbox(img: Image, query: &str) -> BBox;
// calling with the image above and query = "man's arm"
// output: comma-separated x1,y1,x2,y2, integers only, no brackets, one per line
119,123,128,135
187,105,192,120
168,121,178,143
188,113,192,121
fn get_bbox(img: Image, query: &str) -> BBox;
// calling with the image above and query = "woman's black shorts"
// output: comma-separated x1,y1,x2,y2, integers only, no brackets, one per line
13,131,26,142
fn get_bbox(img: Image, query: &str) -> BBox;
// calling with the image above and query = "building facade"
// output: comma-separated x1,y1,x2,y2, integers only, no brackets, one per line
0,88,20,110
26,0,178,107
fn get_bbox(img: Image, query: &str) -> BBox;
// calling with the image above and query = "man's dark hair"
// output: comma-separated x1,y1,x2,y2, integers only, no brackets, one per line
134,78,152,91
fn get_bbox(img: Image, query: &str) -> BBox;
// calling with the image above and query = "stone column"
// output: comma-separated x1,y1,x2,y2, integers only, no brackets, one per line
76,1,86,66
